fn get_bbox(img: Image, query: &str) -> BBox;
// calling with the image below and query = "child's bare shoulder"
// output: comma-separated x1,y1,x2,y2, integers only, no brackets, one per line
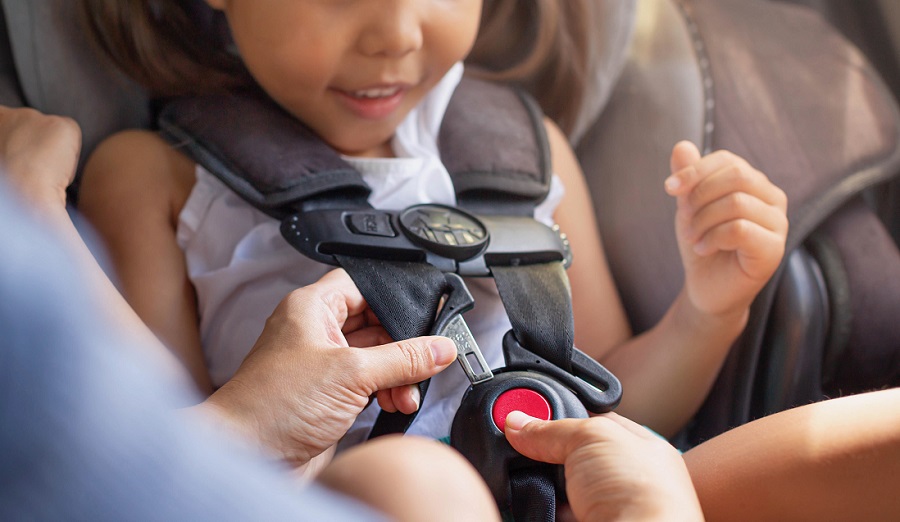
80,129,196,218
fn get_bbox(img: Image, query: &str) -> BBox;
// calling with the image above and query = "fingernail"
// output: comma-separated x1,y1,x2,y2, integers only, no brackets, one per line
664,175,681,192
506,411,536,431
409,386,421,410
430,337,457,366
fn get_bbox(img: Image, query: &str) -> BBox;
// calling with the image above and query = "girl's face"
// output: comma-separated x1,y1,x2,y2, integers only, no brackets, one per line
205,0,483,158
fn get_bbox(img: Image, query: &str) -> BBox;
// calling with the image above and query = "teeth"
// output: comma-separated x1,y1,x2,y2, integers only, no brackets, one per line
352,86,400,99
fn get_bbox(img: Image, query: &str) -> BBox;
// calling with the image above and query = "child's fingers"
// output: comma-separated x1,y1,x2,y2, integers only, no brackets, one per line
686,192,789,244
687,164,788,213
666,148,739,196
693,220,786,275
669,140,702,174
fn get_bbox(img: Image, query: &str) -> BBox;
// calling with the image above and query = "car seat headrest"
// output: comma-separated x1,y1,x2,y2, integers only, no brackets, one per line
571,0,639,144
1,0,150,166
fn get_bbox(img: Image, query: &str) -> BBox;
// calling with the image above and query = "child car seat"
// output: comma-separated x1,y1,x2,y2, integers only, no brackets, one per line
575,0,900,445
2,0,897,452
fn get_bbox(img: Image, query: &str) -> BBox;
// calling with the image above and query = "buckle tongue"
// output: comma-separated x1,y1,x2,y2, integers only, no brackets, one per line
443,314,494,385
431,273,494,385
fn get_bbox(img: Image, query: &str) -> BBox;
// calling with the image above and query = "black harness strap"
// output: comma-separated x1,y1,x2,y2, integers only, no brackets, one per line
510,468,558,522
334,256,449,342
335,255,450,437
491,262,574,373
442,77,552,217
158,88,372,219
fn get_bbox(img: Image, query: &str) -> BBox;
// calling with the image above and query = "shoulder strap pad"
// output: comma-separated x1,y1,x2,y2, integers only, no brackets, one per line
158,89,371,219
441,76,552,216
157,77,552,219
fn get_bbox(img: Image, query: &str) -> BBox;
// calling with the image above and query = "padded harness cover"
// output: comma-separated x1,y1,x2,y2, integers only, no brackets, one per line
158,76,551,218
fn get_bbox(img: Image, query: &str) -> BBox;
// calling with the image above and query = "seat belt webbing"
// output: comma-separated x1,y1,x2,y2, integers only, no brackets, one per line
491,262,574,373
334,255,449,437
510,467,558,522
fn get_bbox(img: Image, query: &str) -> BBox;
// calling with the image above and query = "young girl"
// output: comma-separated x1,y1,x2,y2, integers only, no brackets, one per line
75,0,900,518
78,0,781,440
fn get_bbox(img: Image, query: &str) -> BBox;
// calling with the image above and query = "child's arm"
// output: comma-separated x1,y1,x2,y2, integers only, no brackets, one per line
547,122,788,436
0,107,169,362
79,131,214,394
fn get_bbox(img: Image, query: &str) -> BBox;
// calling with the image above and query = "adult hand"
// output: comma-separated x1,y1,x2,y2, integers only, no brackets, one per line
505,411,703,522
0,105,81,208
665,141,788,320
204,269,458,467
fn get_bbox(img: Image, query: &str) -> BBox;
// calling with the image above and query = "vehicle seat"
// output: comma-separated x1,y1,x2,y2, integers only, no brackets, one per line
575,0,900,445
2,0,897,447
0,0,148,178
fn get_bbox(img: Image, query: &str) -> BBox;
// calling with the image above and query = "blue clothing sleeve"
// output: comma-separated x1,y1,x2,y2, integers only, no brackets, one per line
0,184,383,522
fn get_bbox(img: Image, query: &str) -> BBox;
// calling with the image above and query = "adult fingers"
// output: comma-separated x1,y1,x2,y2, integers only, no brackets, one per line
345,325,393,348
352,336,457,394
311,269,371,320
376,385,421,414
504,413,626,465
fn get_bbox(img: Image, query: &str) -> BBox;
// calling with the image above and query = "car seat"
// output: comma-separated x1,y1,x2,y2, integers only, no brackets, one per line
2,0,898,450
573,0,900,445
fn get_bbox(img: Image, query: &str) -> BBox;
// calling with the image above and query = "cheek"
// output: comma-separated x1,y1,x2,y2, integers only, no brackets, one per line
434,11,482,63
225,6,334,91
235,33,336,99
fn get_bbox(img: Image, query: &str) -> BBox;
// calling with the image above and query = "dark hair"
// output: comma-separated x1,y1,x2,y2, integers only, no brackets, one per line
79,0,592,133
468,0,591,134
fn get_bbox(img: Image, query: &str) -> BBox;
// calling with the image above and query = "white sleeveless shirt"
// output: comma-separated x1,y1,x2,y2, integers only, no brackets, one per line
176,63,564,446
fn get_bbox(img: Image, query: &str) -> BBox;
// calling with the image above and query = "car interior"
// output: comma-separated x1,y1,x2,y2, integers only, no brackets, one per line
1,0,897,491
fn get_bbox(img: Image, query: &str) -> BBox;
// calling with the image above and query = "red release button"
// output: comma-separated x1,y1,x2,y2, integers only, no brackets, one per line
492,388,552,431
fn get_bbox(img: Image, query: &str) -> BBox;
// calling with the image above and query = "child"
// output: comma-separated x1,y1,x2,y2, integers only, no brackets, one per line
0,100,900,520
75,0,899,518
78,0,782,442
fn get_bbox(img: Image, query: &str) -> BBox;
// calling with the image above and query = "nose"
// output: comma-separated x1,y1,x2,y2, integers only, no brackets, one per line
358,1,424,58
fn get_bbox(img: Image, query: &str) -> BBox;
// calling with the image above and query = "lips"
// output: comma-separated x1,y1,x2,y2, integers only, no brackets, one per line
350,86,402,99
333,84,408,120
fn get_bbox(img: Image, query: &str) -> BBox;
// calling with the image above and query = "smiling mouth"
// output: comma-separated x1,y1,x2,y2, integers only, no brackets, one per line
333,84,408,120
349,86,403,99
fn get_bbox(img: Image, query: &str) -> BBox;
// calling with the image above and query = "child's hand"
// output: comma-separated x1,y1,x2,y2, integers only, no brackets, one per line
0,106,81,208
665,141,788,320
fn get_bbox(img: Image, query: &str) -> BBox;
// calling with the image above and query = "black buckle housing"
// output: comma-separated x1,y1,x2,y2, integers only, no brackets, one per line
450,331,622,509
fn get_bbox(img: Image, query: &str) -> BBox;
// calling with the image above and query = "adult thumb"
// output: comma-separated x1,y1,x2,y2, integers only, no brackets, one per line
504,412,585,465
358,336,458,391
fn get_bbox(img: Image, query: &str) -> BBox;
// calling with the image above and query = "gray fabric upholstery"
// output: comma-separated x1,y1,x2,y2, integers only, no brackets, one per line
0,0,149,166
576,0,706,331
0,6,21,106
578,0,900,338
576,0,900,442
816,198,900,393
571,0,639,143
